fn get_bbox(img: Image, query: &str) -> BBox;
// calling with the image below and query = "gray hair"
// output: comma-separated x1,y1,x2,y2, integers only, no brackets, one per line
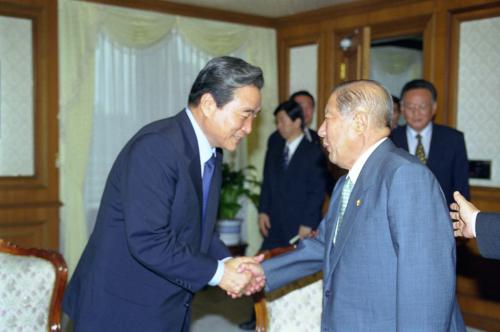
188,56,264,108
333,80,393,128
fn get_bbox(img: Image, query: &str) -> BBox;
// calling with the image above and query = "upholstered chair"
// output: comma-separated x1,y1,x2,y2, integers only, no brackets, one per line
0,239,68,332
255,246,323,332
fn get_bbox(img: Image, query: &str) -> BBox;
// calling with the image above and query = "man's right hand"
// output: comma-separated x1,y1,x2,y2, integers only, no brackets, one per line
258,213,271,237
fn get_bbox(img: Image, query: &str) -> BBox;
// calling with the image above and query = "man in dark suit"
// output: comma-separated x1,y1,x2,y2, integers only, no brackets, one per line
267,90,320,149
258,100,327,249
390,79,470,206
63,56,265,331
252,80,465,331
451,191,500,260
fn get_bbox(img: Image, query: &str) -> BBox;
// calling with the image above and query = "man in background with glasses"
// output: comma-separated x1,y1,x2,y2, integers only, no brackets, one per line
390,79,470,207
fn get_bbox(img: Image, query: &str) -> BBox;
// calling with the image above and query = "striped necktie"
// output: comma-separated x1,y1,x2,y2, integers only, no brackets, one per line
333,176,353,244
415,134,427,164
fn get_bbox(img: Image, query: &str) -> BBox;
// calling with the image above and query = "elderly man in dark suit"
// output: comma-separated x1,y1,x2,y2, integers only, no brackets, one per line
255,80,465,331
451,191,500,260
63,56,265,331
390,79,470,206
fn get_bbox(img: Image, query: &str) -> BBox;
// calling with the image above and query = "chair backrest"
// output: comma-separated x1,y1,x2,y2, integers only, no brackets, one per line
0,239,68,332
255,246,323,332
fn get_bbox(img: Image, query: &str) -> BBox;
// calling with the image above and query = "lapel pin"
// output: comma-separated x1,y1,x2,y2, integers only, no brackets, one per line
356,199,362,207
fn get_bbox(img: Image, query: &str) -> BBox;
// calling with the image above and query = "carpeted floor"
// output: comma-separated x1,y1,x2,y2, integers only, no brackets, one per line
191,286,254,332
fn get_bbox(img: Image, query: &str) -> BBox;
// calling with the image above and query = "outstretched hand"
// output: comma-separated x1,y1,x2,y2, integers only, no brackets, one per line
449,191,479,238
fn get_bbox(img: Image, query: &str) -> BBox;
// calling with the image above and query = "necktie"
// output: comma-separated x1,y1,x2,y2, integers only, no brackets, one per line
333,176,353,244
202,154,216,223
283,144,290,170
415,134,427,164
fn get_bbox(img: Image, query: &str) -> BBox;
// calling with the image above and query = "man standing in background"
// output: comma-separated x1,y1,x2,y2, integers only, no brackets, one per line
390,79,470,206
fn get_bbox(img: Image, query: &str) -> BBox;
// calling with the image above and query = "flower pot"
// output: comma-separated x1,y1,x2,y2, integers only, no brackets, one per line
216,218,242,246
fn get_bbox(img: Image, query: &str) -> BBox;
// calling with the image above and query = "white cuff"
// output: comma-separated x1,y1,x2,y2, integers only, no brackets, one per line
208,257,232,286
471,210,479,238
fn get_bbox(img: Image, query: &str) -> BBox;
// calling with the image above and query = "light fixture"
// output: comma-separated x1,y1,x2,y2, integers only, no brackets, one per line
340,37,352,51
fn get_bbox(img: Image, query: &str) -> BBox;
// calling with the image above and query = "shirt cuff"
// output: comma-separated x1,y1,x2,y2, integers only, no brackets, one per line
208,257,232,286
471,210,479,238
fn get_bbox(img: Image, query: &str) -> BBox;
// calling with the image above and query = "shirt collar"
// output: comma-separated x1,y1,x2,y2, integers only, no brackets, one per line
347,137,387,184
407,122,433,139
287,133,304,154
185,108,216,169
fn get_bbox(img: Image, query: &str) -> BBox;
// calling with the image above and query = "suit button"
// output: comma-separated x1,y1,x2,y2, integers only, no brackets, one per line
325,290,330,298
184,302,190,308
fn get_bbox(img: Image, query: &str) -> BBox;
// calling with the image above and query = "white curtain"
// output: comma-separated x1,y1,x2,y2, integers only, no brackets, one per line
59,0,277,271
84,31,245,233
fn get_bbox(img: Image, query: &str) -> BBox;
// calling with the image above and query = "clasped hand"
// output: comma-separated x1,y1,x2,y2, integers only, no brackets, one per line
219,254,265,298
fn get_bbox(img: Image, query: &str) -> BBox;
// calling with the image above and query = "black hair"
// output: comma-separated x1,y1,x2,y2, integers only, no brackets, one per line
188,56,264,108
273,100,305,130
400,79,437,102
289,90,315,107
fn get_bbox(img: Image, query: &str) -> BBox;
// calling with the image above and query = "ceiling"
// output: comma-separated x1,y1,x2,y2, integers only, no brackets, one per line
164,0,357,18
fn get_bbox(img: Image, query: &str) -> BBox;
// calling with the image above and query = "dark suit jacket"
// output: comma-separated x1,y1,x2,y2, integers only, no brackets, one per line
476,212,500,260
390,124,470,206
259,134,328,250
263,139,465,331
63,110,230,331
267,127,319,148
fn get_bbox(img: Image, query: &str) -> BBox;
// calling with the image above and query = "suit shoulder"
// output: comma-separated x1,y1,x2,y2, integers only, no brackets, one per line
433,124,464,138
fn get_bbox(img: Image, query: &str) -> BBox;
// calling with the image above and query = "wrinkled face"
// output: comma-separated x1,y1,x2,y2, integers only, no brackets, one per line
293,95,314,127
318,94,360,169
401,88,436,132
275,110,302,141
204,85,261,151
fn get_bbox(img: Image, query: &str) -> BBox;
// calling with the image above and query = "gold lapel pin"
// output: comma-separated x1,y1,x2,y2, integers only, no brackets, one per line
356,199,362,207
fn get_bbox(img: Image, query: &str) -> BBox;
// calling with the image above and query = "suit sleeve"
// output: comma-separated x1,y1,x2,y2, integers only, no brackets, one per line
263,219,326,291
388,163,457,330
258,147,273,214
476,212,500,260
121,134,217,293
453,132,470,200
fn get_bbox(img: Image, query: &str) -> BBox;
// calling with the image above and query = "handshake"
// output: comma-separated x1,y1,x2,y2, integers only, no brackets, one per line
219,254,266,298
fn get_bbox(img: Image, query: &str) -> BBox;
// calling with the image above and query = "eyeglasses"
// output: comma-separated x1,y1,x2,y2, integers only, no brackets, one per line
401,102,432,113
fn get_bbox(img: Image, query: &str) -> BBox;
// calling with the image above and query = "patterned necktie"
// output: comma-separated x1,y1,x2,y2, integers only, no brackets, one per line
333,176,353,244
202,154,216,223
415,134,427,164
283,144,290,169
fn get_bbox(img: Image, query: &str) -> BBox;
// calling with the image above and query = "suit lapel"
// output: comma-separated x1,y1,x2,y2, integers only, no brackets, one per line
326,140,394,279
426,124,441,169
177,110,203,224
324,178,343,278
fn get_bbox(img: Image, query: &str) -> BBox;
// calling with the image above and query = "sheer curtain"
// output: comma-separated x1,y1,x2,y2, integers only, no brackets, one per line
84,31,244,233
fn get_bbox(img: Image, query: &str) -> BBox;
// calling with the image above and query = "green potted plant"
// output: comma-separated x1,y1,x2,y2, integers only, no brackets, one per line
217,163,260,245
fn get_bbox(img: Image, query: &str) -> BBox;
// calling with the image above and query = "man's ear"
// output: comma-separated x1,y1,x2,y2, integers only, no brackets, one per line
352,110,368,134
199,93,217,118
431,101,437,117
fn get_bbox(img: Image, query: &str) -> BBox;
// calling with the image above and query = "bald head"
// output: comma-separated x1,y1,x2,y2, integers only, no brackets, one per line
333,80,393,130
318,80,392,170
